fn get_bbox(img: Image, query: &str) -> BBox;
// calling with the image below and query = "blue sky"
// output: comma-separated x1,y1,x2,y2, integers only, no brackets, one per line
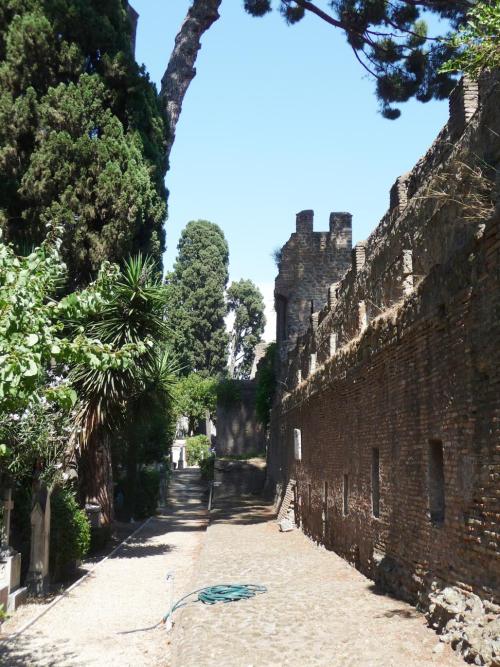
133,0,450,339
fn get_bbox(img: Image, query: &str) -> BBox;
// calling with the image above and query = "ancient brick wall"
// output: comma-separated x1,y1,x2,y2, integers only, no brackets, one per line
268,74,500,621
216,380,266,457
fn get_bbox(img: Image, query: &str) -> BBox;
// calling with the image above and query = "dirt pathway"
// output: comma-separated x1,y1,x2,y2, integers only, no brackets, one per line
0,470,207,667
171,497,464,667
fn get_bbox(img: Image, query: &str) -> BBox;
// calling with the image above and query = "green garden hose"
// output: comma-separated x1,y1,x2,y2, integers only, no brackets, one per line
162,584,267,624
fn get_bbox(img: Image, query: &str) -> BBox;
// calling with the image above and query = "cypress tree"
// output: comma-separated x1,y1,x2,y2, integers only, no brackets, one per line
166,220,229,376
0,0,167,287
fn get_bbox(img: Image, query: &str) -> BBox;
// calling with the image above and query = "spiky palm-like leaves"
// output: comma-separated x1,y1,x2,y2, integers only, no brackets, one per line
72,255,170,442
70,255,177,523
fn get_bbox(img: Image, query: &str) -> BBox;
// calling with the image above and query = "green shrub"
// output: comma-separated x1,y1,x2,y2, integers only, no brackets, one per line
255,343,276,427
199,455,215,481
186,435,211,466
133,468,161,519
50,487,91,581
89,526,111,556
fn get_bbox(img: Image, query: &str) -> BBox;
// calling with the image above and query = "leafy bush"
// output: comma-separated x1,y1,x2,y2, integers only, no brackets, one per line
199,455,215,481
440,3,500,80
255,343,276,427
172,373,218,434
186,435,211,466
0,604,7,623
134,468,161,519
50,487,91,581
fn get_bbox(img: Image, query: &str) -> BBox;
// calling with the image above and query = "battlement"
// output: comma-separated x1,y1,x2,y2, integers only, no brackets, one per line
275,209,352,349
295,209,314,234
275,75,498,360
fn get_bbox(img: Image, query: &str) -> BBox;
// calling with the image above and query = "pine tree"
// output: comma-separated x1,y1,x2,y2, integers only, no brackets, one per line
160,0,472,159
227,279,266,379
0,0,167,287
166,220,229,376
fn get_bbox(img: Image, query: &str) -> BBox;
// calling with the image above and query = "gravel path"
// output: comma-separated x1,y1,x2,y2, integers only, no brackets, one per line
0,470,207,667
171,497,464,667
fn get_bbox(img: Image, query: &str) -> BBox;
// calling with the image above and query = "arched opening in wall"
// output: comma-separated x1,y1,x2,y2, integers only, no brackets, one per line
428,439,445,526
276,295,288,342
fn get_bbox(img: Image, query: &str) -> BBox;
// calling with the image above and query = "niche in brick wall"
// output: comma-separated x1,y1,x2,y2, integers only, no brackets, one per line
294,428,302,461
276,295,288,342
372,448,380,518
428,439,445,526
343,474,349,516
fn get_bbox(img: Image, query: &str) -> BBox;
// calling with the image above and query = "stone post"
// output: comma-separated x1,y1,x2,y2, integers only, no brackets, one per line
0,488,26,611
330,332,338,356
328,282,340,310
329,212,352,250
310,353,317,375
310,312,319,335
448,76,479,140
0,489,13,550
26,486,51,597
352,242,367,275
358,301,368,333
389,173,410,215
296,210,314,235
402,249,414,297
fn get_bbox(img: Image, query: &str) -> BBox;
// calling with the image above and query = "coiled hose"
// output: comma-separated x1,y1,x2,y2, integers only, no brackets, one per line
162,584,267,624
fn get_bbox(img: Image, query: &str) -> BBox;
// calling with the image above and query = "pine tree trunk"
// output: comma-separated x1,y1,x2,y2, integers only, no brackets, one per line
160,0,222,160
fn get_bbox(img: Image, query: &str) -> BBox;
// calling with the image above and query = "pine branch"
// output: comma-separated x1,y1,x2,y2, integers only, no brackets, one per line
160,0,222,161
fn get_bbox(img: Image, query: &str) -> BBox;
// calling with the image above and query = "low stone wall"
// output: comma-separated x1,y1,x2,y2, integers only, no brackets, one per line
213,459,266,500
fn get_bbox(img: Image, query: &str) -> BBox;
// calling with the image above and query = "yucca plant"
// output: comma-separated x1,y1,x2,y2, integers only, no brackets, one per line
70,255,176,525
122,347,179,518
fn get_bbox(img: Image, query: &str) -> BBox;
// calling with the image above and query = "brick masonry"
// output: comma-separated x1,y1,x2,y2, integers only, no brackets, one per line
267,74,500,661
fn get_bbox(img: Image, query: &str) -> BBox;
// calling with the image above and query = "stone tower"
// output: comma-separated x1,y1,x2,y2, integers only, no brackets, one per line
275,210,352,352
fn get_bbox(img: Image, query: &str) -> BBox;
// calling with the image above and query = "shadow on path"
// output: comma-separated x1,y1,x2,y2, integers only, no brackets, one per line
0,632,81,667
0,468,208,667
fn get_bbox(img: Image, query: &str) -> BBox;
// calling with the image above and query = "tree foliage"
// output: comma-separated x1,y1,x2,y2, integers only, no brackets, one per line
243,1,471,119
69,254,177,523
440,2,500,80
227,279,265,379
255,342,276,428
185,434,211,466
0,0,167,287
172,373,217,435
0,229,144,485
70,255,175,447
166,220,229,376
50,487,91,579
